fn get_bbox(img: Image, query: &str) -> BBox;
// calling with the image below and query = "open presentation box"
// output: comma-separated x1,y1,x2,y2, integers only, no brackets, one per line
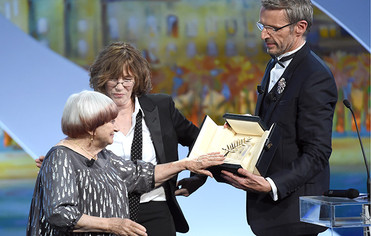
189,113,279,182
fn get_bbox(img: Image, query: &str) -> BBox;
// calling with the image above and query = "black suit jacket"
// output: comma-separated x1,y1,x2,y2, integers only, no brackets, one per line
249,43,338,235
138,94,200,233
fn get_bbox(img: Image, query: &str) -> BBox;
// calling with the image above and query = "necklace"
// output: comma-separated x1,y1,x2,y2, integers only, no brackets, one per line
68,139,98,161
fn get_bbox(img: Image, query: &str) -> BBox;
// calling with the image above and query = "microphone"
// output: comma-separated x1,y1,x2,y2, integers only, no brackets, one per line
257,85,265,94
323,188,359,199
343,99,351,109
343,99,370,200
86,159,95,167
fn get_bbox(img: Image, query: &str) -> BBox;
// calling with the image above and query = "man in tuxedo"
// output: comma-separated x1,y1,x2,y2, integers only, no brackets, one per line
222,1,338,235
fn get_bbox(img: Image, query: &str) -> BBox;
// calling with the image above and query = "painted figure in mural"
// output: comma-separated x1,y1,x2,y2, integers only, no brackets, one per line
36,42,207,236
28,90,224,236
221,0,338,235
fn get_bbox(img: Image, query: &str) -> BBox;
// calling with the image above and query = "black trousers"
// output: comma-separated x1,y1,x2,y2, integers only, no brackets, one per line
137,201,176,236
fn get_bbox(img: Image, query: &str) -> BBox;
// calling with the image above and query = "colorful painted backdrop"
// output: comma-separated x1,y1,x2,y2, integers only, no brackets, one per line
1,0,369,130
0,1,369,235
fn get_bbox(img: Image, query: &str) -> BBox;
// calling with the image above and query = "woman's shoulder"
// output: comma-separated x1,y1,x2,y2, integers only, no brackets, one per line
45,145,83,163
101,148,126,163
40,146,73,168
101,148,118,159
101,149,134,167
45,145,69,157
141,93,173,103
139,93,175,112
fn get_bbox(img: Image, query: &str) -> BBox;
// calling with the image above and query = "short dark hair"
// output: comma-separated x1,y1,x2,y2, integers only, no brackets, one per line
261,0,313,33
89,42,152,101
61,90,118,138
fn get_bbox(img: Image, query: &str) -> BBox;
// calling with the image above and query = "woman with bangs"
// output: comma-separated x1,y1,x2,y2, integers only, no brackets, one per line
27,90,224,236
35,42,208,236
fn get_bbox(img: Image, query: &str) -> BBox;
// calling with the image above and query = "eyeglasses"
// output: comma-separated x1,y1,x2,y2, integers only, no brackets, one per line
256,22,296,33
107,78,135,87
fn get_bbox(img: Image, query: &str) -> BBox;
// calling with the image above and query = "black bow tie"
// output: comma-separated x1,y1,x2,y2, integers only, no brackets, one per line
271,53,296,68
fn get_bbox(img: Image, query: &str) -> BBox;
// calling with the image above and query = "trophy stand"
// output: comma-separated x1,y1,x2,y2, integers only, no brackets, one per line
300,195,371,236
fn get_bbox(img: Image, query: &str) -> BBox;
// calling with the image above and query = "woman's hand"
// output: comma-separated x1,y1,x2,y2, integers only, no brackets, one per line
108,218,147,236
185,152,225,178
175,175,207,197
74,215,147,236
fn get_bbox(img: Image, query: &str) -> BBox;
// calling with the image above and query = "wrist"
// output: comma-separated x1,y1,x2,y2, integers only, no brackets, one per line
265,177,278,201
104,218,114,233
179,159,189,171
265,180,272,192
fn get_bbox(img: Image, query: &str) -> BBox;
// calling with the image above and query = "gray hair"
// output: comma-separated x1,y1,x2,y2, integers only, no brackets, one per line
261,0,313,33
61,90,118,138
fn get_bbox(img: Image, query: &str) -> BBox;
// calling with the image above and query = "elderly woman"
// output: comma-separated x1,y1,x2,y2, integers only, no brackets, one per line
36,42,205,236
27,90,224,236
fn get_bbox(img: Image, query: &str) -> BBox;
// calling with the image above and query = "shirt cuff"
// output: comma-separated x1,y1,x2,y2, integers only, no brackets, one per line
266,177,278,201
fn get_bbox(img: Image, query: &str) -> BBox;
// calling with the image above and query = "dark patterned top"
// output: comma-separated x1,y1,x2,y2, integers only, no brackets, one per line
27,146,155,236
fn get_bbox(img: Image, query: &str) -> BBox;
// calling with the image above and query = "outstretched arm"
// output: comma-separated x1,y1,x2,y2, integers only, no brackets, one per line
154,152,224,188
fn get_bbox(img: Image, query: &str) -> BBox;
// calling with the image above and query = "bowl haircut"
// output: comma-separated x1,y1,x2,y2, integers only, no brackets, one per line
61,90,118,138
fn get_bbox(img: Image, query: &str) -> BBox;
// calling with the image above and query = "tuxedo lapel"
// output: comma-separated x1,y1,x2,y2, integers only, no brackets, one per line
255,59,275,116
262,78,286,124
138,96,166,164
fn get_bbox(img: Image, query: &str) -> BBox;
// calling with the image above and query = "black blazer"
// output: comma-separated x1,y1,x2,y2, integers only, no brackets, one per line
249,43,338,235
138,94,199,233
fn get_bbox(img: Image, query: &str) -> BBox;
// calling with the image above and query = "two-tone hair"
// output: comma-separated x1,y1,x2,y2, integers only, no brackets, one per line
61,90,118,138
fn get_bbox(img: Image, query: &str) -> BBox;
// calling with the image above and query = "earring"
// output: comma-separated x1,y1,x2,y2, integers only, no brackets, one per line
90,134,94,146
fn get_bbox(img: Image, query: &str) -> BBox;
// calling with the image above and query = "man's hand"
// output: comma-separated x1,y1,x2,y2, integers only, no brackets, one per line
35,155,45,168
221,168,271,193
175,175,207,197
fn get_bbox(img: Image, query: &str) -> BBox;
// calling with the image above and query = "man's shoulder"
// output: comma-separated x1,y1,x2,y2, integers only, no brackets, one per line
300,44,327,66
294,45,331,75
305,51,332,75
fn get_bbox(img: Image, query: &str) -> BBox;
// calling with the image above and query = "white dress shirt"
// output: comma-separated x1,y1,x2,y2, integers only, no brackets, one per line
106,97,166,203
268,42,305,92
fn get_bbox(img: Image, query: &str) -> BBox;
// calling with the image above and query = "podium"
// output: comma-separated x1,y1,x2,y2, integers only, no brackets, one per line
300,195,371,235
